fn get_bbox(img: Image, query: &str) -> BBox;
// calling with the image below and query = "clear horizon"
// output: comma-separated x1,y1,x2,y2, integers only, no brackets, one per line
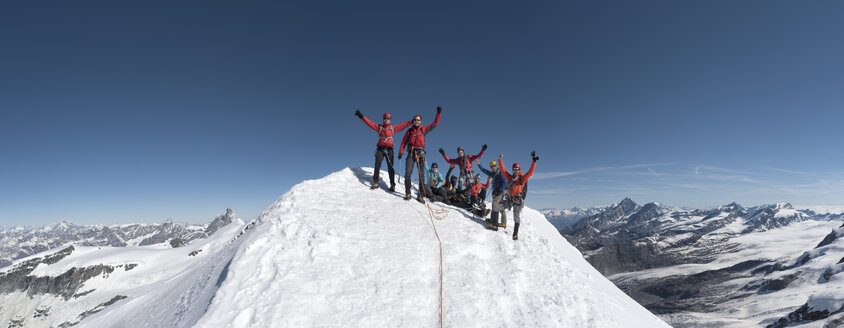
2,1,844,225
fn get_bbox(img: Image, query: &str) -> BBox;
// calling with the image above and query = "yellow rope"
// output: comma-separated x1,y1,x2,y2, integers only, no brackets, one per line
410,151,448,327
424,198,448,327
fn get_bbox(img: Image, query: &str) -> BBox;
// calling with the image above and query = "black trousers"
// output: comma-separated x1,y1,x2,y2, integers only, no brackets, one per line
470,189,486,207
373,147,395,186
424,185,450,204
404,149,426,195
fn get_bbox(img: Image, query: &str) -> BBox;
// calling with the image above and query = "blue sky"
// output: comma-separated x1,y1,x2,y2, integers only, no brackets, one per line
2,1,843,225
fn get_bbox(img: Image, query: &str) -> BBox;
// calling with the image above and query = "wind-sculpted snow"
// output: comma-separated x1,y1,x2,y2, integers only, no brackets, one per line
197,167,669,327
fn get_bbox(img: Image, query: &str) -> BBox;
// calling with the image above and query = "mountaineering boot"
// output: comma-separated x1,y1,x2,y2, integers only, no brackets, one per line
486,223,499,231
416,195,426,204
370,181,379,190
498,223,507,229
389,184,396,192
404,193,413,201
512,222,520,241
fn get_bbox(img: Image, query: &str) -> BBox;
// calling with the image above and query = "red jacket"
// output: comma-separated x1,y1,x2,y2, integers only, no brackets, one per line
399,112,441,155
499,159,536,197
359,116,412,148
470,178,491,196
442,148,484,172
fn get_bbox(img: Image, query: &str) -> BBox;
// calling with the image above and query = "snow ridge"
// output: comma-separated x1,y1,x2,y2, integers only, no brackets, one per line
197,167,669,327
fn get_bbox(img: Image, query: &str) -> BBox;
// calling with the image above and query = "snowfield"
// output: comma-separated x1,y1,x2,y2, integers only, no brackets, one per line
2,167,668,327
197,167,669,327
0,217,248,328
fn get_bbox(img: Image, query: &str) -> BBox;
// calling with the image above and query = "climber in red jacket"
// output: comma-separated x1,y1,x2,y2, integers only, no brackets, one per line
355,109,413,192
469,174,491,210
398,106,442,202
498,151,539,241
438,144,486,191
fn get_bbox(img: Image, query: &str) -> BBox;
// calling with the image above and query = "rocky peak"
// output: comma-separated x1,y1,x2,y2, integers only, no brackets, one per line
618,198,638,212
205,209,236,236
722,202,743,211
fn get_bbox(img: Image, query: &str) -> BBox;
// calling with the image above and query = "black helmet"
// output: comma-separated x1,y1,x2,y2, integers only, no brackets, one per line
431,162,438,168
457,146,464,153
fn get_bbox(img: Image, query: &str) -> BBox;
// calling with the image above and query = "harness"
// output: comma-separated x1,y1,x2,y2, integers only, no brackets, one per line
408,125,425,145
404,125,427,155
508,175,525,199
377,125,395,143
430,170,441,187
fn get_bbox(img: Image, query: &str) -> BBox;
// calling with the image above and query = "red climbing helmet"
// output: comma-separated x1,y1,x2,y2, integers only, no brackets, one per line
512,163,521,170
383,113,391,119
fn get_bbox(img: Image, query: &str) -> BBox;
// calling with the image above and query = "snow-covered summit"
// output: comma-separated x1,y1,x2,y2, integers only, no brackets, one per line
197,167,669,327
1,168,668,327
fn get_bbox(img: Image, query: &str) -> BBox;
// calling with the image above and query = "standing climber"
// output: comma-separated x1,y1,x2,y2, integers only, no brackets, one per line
477,159,509,231
398,106,442,201
498,151,539,240
439,145,486,192
355,109,413,192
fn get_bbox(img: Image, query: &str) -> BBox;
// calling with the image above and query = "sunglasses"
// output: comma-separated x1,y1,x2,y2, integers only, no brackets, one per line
384,117,391,120
414,119,421,121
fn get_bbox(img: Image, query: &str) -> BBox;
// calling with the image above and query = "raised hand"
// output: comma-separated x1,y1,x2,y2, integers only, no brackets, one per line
354,109,363,118
482,144,487,151
531,151,539,162
436,106,442,114
439,148,445,155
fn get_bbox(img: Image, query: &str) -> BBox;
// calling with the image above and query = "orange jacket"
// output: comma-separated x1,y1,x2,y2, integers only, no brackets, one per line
470,178,491,196
499,159,536,197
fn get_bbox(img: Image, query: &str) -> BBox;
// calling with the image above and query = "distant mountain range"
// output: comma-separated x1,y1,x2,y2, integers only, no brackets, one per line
540,206,609,230
555,198,844,328
0,209,236,269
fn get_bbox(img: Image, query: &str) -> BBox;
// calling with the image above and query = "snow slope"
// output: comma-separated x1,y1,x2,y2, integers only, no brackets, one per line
196,167,669,327
0,215,248,328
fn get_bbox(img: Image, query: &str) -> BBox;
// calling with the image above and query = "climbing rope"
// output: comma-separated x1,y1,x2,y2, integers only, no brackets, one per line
413,151,448,327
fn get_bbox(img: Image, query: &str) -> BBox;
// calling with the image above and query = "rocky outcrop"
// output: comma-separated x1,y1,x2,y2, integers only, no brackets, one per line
766,302,839,328
0,246,131,301
205,208,236,235
57,295,128,328
816,227,843,249
758,272,801,293
169,238,186,248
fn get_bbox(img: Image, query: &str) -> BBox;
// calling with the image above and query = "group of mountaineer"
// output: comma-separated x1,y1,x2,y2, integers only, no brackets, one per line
355,107,538,241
